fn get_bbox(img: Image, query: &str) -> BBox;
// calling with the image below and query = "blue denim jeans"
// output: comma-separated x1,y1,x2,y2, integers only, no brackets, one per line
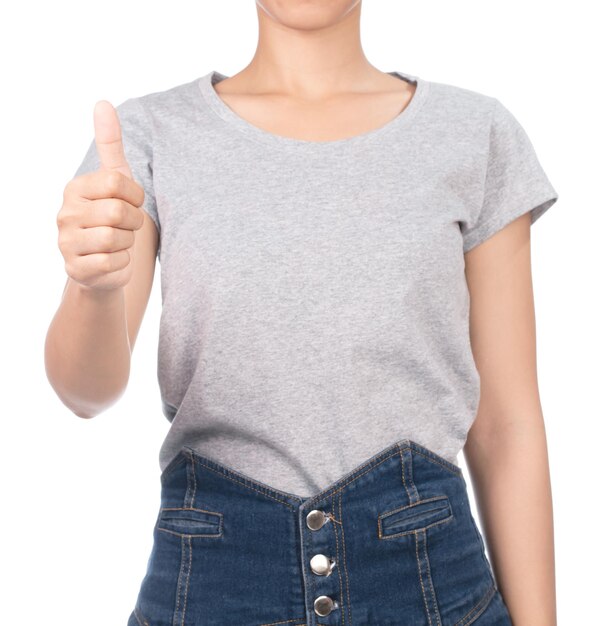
127,438,513,625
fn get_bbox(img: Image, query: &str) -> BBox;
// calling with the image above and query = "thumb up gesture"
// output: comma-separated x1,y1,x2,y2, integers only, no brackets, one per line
57,101,146,292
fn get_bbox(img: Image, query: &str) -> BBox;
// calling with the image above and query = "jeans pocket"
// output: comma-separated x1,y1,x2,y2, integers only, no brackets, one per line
378,494,453,538
157,506,223,538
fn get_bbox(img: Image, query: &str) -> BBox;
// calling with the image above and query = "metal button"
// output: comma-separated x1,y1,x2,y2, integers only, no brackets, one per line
306,509,327,530
310,553,335,576
314,595,337,617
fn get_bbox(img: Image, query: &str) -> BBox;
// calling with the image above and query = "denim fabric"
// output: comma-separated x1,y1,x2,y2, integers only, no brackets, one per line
126,439,513,626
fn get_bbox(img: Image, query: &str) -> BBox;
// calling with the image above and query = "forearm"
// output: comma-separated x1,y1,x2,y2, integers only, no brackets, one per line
464,420,557,625
44,277,131,418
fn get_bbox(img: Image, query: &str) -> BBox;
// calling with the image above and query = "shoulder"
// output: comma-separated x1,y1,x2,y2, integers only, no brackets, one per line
420,76,529,150
116,76,203,126
425,76,497,114
421,75,503,136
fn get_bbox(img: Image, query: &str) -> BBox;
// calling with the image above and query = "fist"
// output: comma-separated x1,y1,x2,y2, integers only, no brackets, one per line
57,101,146,292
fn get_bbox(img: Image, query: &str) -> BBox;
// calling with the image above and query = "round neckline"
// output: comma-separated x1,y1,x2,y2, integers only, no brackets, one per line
196,69,430,152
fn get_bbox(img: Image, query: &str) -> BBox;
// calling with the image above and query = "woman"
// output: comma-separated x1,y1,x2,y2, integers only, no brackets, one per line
46,1,558,624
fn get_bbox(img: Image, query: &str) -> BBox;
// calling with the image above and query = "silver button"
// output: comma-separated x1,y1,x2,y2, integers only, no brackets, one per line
306,509,327,530
310,553,335,576
314,595,337,617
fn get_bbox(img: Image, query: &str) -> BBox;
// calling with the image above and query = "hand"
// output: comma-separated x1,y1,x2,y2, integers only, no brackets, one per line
57,101,146,292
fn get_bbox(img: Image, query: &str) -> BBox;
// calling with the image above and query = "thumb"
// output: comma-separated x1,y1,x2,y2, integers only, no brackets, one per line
93,100,132,178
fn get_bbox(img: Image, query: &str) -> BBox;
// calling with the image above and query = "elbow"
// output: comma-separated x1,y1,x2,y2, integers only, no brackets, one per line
73,407,98,420
62,389,126,420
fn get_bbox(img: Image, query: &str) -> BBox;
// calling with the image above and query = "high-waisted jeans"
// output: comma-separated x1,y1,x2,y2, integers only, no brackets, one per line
126,438,513,625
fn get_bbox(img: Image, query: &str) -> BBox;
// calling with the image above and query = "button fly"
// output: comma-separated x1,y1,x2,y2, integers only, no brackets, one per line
314,595,338,617
306,509,327,530
310,553,335,576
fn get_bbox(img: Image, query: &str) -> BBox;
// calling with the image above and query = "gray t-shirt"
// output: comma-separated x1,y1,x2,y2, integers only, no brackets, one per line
73,69,559,496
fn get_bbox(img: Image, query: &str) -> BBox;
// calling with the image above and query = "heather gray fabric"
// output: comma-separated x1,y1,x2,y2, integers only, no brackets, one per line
73,69,559,496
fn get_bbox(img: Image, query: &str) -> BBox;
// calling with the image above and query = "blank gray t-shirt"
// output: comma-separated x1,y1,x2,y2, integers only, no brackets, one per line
73,69,559,496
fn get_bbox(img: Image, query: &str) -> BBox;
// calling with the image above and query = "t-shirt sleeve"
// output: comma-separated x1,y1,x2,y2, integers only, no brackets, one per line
460,97,559,253
72,96,161,255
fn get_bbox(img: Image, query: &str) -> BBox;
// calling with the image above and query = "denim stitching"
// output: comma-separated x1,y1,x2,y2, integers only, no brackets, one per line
186,448,304,503
184,441,459,511
331,495,345,626
309,445,458,507
377,496,454,539
258,621,307,626
173,537,185,626
468,515,497,588
184,453,196,509
160,450,188,483
339,492,353,626
453,583,496,625
133,606,150,626
399,447,408,501
157,507,223,538
181,536,191,626
302,506,312,623
309,449,405,506
380,495,450,521
158,526,223,539
415,529,433,625
378,513,454,539
401,446,420,503
409,447,443,625
408,441,463,476
187,454,297,510
412,450,463,478
422,529,442,625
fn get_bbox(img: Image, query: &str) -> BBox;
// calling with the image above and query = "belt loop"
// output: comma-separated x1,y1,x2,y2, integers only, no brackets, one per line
399,443,420,504
184,451,197,509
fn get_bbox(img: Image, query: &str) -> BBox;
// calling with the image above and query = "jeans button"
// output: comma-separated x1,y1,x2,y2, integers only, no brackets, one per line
310,553,335,576
306,509,327,530
314,595,337,617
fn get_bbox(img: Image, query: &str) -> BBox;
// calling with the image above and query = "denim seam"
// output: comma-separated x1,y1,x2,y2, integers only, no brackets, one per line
377,496,454,539
409,446,442,625
381,496,449,520
422,529,442,625
133,606,150,626
307,444,458,509
415,529,433,625
184,453,196,509
378,513,454,539
258,621,308,626
453,583,496,625
308,449,405,508
407,441,463,476
160,451,188,483
172,535,192,626
182,442,459,510
182,537,191,626
339,492,353,626
158,526,223,539
401,447,420,503
188,455,298,510
412,450,462,477
157,507,223,538
468,515,497,588
301,508,313,625
331,495,345,626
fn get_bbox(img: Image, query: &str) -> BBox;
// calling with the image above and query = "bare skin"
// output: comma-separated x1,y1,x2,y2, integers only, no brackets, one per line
464,218,557,624
45,1,556,622
45,103,159,418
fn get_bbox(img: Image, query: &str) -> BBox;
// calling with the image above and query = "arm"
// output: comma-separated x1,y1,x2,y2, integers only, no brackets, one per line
463,212,556,625
44,217,157,419
45,99,159,419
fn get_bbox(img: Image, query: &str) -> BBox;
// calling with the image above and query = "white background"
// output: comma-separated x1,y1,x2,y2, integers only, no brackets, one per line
1,1,592,624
